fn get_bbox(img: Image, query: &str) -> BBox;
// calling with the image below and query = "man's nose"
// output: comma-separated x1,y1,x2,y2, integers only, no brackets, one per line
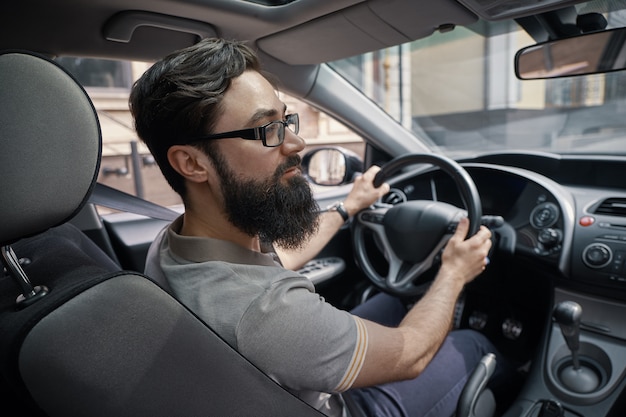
281,128,305,154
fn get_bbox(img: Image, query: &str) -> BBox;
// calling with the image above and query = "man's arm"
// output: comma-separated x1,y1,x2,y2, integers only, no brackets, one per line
277,165,390,270
351,217,492,387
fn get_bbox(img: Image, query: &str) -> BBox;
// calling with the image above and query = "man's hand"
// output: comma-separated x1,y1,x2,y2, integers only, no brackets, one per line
343,165,391,216
439,217,492,286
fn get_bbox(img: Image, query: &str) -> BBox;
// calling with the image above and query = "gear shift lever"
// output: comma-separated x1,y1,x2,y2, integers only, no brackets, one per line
552,301,600,393
553,301,582,369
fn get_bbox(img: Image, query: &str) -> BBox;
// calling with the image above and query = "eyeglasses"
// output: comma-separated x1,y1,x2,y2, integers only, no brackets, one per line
185,113,299,148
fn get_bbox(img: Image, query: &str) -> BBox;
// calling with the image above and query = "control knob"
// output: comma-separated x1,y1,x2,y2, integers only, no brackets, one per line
538,228,562,249
582,243,612,268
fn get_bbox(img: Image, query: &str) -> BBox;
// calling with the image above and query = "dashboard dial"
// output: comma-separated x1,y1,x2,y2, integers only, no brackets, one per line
530,202,559,229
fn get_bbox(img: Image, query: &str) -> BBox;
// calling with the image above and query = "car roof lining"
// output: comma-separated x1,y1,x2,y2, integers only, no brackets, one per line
3,0,598,65
4,0,477,64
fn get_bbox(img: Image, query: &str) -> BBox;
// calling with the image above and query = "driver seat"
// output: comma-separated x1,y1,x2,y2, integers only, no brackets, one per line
0,50,327,416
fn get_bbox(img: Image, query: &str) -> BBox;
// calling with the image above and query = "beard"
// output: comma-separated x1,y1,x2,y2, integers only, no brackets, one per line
211,151,320,250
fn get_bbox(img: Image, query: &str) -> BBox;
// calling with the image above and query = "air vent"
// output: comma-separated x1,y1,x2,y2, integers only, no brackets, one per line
381,188,407,205
594,198,626,217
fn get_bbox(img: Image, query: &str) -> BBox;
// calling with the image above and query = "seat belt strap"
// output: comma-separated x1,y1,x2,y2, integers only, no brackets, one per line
89,183,179,222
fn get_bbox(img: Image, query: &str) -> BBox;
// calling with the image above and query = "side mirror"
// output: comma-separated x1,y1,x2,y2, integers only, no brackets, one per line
515,27,626,80
301,146,363,186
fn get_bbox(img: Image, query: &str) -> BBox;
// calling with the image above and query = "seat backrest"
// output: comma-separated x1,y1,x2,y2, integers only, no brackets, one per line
0,50,324,416
2,224,325,416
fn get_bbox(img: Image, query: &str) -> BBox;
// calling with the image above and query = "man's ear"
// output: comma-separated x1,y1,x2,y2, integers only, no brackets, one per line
167,145,210,183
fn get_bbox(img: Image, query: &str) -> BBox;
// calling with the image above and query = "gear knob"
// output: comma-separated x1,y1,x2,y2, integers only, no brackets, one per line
553,301,582,366
552,300,603,393
553,301,582,349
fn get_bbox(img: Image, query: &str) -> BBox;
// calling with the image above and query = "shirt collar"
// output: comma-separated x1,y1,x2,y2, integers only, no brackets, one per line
167,216,282,267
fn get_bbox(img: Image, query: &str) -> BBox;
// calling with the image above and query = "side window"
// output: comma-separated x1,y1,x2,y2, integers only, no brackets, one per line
56,57,364,212
55,57,132,90
56,57,179,212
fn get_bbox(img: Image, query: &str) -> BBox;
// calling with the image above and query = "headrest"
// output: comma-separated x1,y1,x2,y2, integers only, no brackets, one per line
0,51,101,246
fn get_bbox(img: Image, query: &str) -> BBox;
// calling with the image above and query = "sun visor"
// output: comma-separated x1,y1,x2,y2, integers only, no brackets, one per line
258,0,477,65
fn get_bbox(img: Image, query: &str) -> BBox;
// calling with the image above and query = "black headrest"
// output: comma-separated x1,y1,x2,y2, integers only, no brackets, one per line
0,51,101,246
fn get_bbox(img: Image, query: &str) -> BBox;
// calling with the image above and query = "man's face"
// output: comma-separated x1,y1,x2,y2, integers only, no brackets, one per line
206,70,319,249
209,147,320,250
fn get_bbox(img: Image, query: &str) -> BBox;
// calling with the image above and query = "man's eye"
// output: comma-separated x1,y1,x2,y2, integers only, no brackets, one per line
266,123,280,134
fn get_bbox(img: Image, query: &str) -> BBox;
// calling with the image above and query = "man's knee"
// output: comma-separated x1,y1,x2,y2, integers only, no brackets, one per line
447,329,497,368
451,329,493,349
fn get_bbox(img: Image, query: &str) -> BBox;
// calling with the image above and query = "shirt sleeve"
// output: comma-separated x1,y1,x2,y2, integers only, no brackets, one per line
236,274,368,393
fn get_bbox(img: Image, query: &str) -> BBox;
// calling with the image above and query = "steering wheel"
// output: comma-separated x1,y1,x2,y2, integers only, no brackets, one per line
353,154,482,297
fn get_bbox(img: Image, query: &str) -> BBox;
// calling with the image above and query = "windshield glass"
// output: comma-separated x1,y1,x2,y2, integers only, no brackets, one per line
329,2,626,157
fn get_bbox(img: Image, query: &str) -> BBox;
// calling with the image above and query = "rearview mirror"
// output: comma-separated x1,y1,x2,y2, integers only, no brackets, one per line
301,147,363,186
515,27,626,80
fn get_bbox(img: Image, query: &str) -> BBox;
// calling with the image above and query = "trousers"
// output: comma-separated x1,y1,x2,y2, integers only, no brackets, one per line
348,292,509,417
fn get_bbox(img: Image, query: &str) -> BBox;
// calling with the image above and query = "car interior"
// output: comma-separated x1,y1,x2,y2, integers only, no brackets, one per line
3,1,626,417
0,47,498,417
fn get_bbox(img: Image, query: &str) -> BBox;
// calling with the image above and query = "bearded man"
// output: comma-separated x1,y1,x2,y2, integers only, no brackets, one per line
130,37,510,417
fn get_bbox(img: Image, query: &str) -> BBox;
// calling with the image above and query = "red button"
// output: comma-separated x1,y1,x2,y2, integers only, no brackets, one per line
579,216,595,227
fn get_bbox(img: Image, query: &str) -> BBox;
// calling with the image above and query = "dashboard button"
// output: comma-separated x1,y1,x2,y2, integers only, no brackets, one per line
579,216,595,227
600,234,620,240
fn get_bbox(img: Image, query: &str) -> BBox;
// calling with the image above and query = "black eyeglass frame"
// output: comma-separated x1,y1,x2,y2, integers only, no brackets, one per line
184,113,299,148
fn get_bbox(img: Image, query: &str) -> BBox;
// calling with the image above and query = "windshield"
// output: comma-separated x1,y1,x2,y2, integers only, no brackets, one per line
329,3,626,157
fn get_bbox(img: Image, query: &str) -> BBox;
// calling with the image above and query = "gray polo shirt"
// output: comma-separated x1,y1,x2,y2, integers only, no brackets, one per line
145,217,368,416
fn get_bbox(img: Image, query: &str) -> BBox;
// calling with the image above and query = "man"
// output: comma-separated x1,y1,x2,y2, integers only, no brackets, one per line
130,38,507,417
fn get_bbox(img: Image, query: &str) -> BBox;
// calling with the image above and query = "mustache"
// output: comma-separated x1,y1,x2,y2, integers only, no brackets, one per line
274,154,302,177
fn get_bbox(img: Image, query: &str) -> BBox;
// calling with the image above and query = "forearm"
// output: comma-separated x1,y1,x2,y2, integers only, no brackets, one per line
397,268,465,371
354,270,465,387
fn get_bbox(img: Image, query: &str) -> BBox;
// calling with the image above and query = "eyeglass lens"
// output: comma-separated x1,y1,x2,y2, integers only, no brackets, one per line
265,114,299,147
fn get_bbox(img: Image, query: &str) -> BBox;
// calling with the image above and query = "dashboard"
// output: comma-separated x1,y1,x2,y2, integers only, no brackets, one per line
382,158,626,303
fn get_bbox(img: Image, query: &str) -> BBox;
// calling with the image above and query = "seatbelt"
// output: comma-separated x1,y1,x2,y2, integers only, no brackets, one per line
89,183,179,222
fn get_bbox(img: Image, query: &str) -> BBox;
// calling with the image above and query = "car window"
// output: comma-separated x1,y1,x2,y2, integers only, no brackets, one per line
329,7,626,158
55,57,365,210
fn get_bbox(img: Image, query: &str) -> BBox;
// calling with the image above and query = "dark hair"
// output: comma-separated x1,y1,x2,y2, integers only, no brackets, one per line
129,38,262,198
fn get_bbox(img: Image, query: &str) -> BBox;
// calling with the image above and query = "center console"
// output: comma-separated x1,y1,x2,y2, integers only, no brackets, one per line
503,288,626,417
